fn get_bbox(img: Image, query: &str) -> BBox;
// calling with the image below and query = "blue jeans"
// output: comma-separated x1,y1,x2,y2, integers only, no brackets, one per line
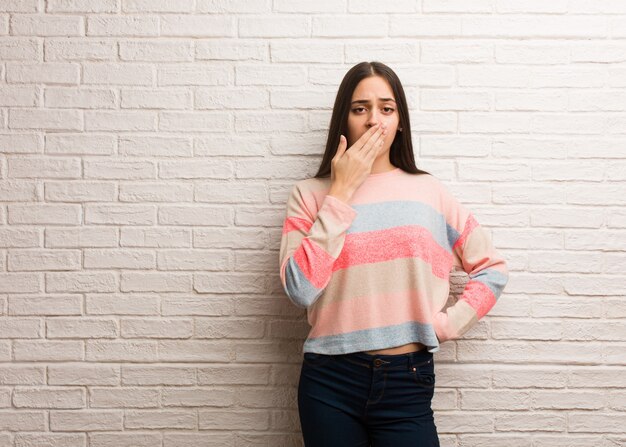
297,348,440,446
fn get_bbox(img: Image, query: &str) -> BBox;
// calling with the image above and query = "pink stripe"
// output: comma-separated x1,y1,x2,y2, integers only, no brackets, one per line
453,213,478,251
334,225,453,279
282,216,312,234
292,239,334,289
459,280,496,319
308,288,434,338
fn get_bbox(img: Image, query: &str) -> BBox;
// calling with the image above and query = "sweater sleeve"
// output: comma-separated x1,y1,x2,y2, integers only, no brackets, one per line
278,182,358,309
432,182,509,343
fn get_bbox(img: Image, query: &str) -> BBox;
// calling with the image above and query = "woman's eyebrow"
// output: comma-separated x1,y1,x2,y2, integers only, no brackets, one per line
351,98,396,104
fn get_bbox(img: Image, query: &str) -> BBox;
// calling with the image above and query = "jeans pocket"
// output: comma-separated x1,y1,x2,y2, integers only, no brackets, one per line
409,357,435,388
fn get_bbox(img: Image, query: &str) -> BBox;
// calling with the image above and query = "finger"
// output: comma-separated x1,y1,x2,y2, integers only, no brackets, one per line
336,134,347,157
361,127,384,151
365,136,385,161
354,123,381,149
361,126,386,154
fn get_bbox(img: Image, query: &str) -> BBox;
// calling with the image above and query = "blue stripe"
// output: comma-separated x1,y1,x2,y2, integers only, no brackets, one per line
303,320,441,355
348,201,461,253
470,268,509,300
284,257,323,308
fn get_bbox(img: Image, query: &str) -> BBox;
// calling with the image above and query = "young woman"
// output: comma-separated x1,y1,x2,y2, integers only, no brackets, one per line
278,61,509,446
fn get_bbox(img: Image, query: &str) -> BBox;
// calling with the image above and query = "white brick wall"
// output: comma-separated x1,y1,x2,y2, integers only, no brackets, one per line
0,1,625,445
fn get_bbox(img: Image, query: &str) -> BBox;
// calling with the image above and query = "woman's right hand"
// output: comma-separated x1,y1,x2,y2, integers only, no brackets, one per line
329,123,387,201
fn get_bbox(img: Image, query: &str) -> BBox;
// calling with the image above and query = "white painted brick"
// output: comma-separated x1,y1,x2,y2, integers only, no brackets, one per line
0,411,45,431
121,365,196,385
6,62,79,84
0,180,38,201
157,249,228,270
159,111,230,132
195,39,265,61
89,433,162,447
87,16,159,37
196,87,267,109
0,229,40,248
85,294,159,315
10,14,84,36
8,249,81,271
121,88,191,109
0,318,41,338
0,365,45,385
119,136,192,157
86,340,157,362
119,182,193,202
120,272,191,292
0,1,38,13
0,133,42,154
83,63,153,86
159,159,229,179
84,160,155,179
0,37,39,61
44,87,117,109
119,40,193,62
48,364,120,386
158,340,231,362
46,1,115,12
84,249,155,269
124,409,196,429
0,273,41,293
120,227,191,248
46,317,118,338
123,0,194,13
89,387,159,408
50,410,123,431
0,343,11,361
13,387,85,408
46,133,115,155
160,15,234,37
85,111,156,131
0,85,38,107
163,433,234,447
46,272,117,293
14,433,87,447
85,204,156,225
45,38,117,61
9,156,81,179
157,64,232,86
195,318,264,339
193,228,265,249
241,16,308,38
158,205,230,226
198,409,269,430
9,109,82,131
45,227,117,248
194,272,267,294
44,181,116,202
120,318,193,338
161,387,233,407
8,295,82,316
13,340,83,361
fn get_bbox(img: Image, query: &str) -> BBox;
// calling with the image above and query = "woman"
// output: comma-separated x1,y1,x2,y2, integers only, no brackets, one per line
278,61,509,446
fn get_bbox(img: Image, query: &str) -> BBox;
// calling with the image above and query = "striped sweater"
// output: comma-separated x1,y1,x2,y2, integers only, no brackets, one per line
278,167,509,355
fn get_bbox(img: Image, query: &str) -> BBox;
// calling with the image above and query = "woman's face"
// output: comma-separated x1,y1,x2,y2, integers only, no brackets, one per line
346,76,400,155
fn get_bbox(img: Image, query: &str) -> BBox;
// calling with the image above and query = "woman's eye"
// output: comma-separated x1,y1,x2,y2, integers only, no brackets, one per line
352,107,395,113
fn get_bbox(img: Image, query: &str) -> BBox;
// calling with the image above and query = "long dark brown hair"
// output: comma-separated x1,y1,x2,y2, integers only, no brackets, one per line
313,61,430,179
